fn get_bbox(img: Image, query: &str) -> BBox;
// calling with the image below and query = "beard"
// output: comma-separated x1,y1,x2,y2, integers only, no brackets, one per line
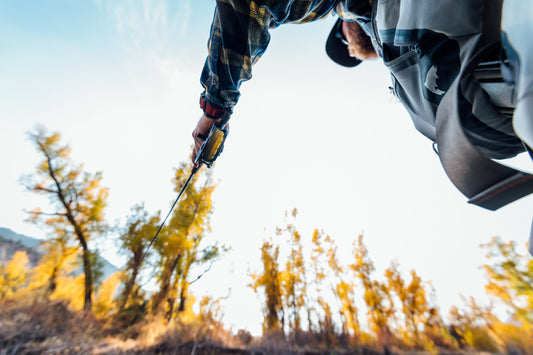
343,21,378,60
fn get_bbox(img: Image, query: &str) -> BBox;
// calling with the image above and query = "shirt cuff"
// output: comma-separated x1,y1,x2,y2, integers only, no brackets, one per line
200,96,231,119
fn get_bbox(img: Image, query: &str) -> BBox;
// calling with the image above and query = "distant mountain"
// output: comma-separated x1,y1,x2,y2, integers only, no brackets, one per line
0,227,41,249
0,232,41,268
0,227,119,280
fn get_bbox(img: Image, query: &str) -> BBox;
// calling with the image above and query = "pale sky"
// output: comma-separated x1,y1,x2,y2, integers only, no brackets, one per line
1,0,532,335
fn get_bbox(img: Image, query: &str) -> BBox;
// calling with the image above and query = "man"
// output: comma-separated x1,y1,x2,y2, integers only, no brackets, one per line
191,1,369,163
191,0,533,211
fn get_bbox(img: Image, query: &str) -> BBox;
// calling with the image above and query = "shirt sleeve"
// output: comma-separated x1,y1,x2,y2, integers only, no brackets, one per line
200,1,273,110
200,0,338,110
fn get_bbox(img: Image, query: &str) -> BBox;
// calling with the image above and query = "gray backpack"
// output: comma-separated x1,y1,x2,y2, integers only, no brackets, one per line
370,0,533,210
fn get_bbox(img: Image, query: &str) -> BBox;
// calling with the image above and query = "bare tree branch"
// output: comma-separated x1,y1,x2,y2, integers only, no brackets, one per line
24,209,67,217
189,263,213,285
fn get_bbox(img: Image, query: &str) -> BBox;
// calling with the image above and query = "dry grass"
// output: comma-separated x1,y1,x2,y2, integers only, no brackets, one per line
0,299,252,354
0,299,483,354
0,300,97,354
0,299,105,354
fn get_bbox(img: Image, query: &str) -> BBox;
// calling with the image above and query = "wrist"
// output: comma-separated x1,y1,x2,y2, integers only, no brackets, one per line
200,96,231,119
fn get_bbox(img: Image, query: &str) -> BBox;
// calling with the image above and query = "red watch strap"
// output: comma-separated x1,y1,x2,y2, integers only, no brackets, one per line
200,97,226,119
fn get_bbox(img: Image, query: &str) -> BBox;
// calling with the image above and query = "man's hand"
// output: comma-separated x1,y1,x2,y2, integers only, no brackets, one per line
191,114,223,167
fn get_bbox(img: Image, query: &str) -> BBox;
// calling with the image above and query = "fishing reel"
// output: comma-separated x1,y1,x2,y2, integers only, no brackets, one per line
194,120,229,168
144,114,229,260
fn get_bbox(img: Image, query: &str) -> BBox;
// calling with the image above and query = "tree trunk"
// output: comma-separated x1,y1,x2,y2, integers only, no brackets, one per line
152,254,181,315
165,296,175,321
81,245,93,311
48,265,59,294
120,264,139,310
120,252,141,310
177,280,188,313
44,149,93,311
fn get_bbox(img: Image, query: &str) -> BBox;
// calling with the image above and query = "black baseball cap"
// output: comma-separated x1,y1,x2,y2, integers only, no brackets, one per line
325,18,362,68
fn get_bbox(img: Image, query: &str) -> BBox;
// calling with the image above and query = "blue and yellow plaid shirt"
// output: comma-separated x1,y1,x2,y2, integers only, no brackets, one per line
200,0,367,110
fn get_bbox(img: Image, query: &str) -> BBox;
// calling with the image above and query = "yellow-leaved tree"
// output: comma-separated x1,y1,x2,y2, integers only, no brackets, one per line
279,209,307,339
94,271,123,318
21,126,109,311
28,227,79,297
350,235,394,345
150,161,225,320
324,233,360,342
481,236,533,353
0,251,31,299
118,203,160,311
250,239,284,336
385,260,446,350
482,237,533,329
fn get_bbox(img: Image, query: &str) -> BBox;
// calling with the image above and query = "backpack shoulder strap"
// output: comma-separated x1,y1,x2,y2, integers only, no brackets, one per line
434,0,533,210
435,62,533,210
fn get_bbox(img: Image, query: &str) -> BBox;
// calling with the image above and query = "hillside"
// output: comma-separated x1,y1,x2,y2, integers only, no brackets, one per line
0,234,40,268
0,227,119,279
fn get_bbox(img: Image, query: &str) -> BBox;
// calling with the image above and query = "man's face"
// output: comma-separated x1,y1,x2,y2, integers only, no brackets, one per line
342,20,378,60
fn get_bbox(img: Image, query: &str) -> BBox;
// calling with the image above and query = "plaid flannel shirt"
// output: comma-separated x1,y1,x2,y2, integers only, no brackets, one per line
200,0,365,111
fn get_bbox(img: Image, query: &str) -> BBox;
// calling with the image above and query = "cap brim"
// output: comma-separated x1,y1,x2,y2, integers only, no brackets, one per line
326,18,362,68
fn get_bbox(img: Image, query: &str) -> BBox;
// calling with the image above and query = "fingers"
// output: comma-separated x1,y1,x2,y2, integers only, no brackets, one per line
191,114,220,166
191,128,204,167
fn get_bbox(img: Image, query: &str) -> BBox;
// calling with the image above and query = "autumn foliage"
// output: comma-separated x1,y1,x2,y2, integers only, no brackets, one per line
249,210,533,354
1,127,532,354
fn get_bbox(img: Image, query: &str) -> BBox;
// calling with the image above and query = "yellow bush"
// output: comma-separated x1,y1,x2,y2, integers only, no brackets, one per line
492,321,533,354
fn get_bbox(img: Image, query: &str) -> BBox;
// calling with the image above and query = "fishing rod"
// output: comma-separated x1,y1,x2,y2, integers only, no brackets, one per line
142,119,229,262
